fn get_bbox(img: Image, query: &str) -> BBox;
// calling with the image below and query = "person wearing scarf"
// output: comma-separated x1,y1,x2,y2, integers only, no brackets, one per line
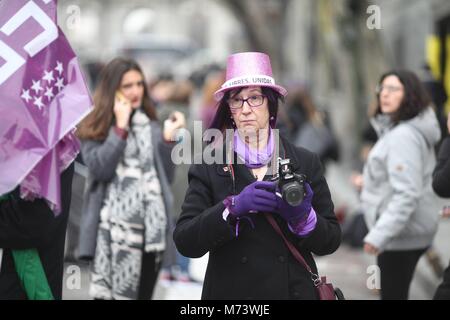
77,58,183,300
173,52,341,300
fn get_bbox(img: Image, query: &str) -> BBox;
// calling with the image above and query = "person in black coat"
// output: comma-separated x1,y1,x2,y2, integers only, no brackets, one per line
432,112,450,300
173,52,341,300
0,163,74,299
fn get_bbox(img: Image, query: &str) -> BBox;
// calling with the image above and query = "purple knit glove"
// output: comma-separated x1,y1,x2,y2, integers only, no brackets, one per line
275,182,313,222
223,181,277,217
288,208,317,236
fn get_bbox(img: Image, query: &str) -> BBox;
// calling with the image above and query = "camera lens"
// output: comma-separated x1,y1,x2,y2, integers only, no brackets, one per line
282,181,304,206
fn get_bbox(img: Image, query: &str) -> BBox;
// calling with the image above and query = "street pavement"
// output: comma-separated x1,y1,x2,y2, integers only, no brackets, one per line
63,220,450,300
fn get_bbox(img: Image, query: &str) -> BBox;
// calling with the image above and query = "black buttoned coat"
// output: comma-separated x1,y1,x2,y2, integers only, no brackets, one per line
173,137,341,300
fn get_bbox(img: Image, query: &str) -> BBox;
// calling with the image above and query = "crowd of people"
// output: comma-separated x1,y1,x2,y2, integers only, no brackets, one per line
1,49,449,301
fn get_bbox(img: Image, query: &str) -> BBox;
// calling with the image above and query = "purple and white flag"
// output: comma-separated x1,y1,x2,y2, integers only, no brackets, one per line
0,0,92,213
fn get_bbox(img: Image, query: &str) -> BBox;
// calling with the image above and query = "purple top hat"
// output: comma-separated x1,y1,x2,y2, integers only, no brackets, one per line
214,52,288,101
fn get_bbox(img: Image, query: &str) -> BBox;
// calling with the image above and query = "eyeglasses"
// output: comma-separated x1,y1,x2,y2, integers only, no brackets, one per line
375,84,403,94
228,94,266,110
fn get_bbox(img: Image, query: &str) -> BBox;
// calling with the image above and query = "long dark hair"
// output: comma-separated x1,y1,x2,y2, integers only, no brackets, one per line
208,87,284,133
77,57,157,140
376,70,431,125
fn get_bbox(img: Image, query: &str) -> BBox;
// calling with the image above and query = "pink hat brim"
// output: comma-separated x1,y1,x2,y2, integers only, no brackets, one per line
214,83,288,101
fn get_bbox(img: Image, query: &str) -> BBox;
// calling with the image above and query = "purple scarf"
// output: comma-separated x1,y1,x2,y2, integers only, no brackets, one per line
233,128,274,168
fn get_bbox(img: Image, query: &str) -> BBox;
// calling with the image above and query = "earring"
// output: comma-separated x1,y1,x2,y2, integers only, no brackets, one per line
230,115,236,128
269,116,276,128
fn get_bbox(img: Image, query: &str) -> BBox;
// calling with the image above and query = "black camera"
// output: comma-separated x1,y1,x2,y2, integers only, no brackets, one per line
272,158,307,206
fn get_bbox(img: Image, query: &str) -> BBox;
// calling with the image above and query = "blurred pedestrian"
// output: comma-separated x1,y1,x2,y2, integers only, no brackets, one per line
0,164,74,299
341,103,377,249
77,58,185,300
173,52,341,299
421,63,448,147
199,70,226,129
284,87,339,170
361,70,441,300
151,75,196,283
432,112,450,300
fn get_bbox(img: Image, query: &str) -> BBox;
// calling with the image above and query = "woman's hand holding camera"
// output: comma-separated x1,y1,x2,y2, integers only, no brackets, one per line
224,181,278,217
223,179,315,233
276,182,314,224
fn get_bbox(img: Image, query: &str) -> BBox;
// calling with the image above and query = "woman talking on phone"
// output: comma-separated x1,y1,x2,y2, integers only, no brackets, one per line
77,58,185,300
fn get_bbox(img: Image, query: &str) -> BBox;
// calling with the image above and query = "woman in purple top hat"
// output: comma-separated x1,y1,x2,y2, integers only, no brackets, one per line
173,52,341,300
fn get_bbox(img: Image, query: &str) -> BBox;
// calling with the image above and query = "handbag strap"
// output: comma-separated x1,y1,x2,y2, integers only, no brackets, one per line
264,213,322,286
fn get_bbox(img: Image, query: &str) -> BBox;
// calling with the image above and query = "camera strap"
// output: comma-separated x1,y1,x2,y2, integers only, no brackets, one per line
264,213,318,276
265,212,324,279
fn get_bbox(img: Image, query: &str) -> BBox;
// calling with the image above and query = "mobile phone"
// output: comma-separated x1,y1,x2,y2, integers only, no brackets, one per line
116,91,128,103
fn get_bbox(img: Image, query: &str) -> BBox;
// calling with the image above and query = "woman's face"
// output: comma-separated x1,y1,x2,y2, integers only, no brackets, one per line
119,70,145,109
228,86,270,134
378,75,404,115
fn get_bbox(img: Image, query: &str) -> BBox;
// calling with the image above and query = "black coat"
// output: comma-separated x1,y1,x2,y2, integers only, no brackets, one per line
0,163,74,300
433,136,450,197
432,136,450,300
173,137,341,300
